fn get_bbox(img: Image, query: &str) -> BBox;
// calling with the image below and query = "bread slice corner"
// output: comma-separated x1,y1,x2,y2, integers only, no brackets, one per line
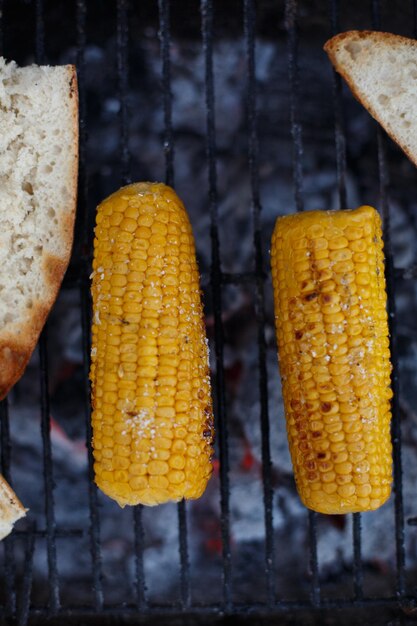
0,475,27,541
324,30,417,168
0,57,78,399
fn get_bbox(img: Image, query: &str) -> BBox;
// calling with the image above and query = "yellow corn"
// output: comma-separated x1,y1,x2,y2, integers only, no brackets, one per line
90,182,214,507
271,206,392,514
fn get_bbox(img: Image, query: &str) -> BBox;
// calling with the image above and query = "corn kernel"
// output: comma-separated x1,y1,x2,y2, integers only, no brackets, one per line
149,475,169,490
338,483,355,498
168,470,186,484
129,476,148,491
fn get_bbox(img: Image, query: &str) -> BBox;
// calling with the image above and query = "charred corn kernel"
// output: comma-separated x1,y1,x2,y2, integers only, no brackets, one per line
90,182,214,507
271,206,392,514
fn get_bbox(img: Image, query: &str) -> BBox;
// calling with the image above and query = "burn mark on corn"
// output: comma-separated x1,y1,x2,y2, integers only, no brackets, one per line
319,462,331,472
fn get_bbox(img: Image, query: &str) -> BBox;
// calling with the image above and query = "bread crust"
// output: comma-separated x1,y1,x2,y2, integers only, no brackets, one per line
324,30,417,168
0,475,26,541
0,65,78,400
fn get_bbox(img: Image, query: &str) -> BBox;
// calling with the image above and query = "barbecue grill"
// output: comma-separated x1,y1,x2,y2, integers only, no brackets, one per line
1,0,417,624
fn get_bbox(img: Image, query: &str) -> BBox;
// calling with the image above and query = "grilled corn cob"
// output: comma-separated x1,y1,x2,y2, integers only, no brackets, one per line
90,182,214,507
271,206,392,514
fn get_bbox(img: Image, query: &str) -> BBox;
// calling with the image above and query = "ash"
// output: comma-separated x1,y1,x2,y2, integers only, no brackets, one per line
2,1,417,613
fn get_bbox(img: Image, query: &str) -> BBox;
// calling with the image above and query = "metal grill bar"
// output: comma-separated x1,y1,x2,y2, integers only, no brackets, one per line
0,0,3,58
329,0,347,210
62,269,266,289
156,0,191,607
39,333,60,613
115,0,149,607
80,283,104,611
352,514,363,600
329,0,364,601
371,3,406,600
35,0,45,65
75,0,89,259
65,262,417,289
177,501,191,608
371,0,381,30
117,0,131,185
201,0,232,609
414,0,417,37
376,130,406,597
285,0,320,604
16,526,36,626
308,512,320,606
133,506,146,609
0,400,16,618
8,593,413,616
0,402,12,492
76,0,104,612
14,528,84,538
158,0,175,188
285,0,304,212
34,6,60,613
387,150,407,600
243,0,275,606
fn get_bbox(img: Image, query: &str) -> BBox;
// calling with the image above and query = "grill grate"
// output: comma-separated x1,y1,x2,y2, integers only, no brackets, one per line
0,0,416,623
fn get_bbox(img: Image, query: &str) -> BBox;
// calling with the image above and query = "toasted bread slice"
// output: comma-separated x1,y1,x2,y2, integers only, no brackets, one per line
324,30,417,167
0,475,26,540
0,58,78,399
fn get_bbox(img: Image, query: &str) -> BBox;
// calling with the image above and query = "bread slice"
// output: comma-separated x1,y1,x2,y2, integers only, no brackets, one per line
0,58,78,399
324,30,417,167
0,475,26,540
